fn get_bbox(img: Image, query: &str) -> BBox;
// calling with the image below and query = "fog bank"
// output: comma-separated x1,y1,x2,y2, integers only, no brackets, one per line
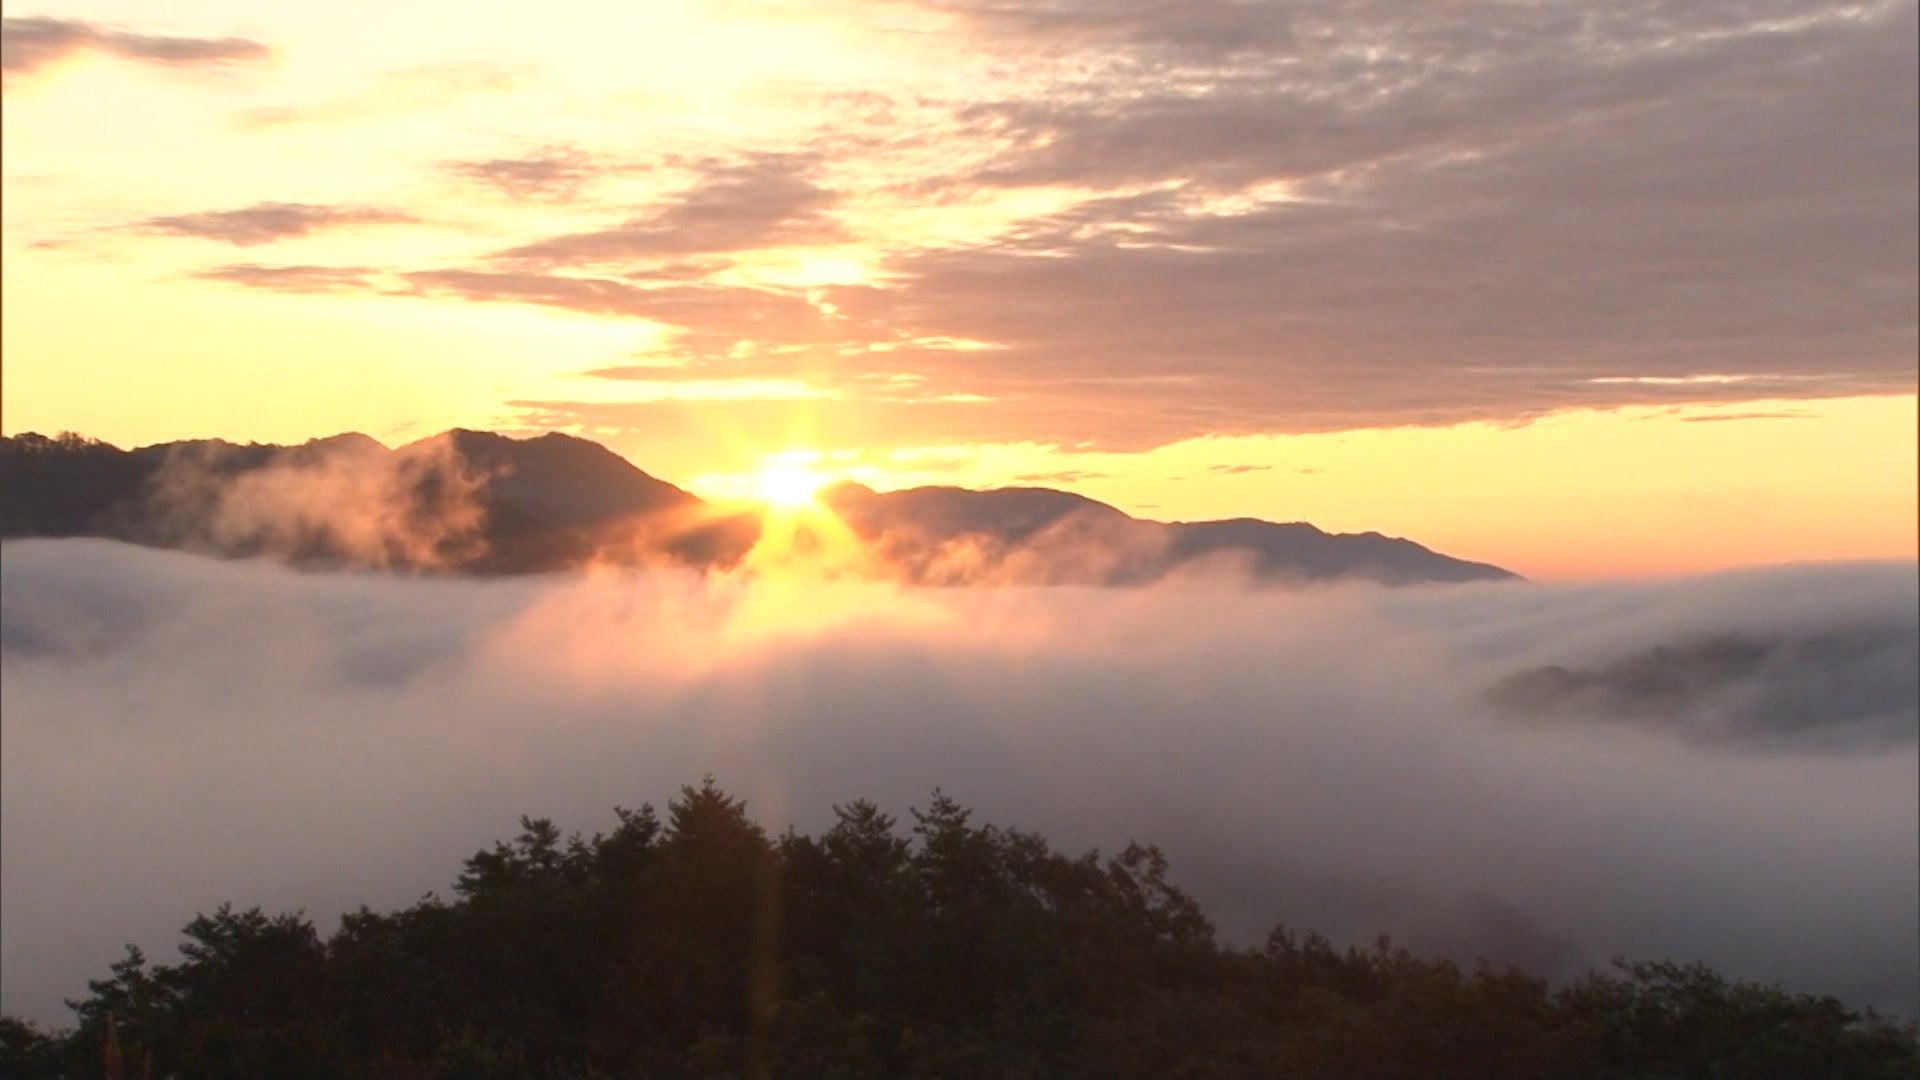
2,540,1914,1025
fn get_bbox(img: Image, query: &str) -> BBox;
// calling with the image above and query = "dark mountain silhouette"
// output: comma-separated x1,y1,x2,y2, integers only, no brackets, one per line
0,430,1516,584
1168,517,1511,584
822,482,1515,585
828,483,1128,541
430,429,696,527
0,432,152,536
400,430,755,573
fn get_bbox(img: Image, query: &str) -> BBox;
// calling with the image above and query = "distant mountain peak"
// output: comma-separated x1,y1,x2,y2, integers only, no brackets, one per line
301,432,387,452
0,429,1517,584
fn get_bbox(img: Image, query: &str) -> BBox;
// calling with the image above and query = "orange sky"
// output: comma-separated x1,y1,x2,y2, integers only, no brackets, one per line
2,1,1915,579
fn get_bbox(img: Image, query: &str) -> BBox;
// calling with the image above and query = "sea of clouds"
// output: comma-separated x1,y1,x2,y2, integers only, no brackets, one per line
2,538,1915,1025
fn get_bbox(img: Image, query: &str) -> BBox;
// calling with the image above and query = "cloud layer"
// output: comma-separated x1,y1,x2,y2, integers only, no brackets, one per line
26,1,1902,451
818,0,1920,443
2,541,1914,1026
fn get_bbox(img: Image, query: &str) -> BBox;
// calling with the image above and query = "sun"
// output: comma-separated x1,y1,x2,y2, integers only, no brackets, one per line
754,461,829,509
740,452,861,575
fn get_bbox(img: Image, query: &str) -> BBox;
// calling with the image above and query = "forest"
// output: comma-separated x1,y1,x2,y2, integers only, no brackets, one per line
3,780,1915,1079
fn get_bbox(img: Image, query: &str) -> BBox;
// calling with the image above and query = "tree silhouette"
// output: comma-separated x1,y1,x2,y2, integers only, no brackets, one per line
4,782,1913,1079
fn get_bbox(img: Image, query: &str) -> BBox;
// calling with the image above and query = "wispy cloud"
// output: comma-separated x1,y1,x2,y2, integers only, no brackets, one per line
451,146,601,201
236,60,533,128
1,16,269,80
1011,469,1110,484
196,263,380,292
910,0,1302,58
1679,411,1817,424
501,153,844,263
141,203,413,246
402,269,839,343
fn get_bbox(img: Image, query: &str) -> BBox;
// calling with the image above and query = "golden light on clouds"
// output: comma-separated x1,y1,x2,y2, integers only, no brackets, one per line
4,0,1915,578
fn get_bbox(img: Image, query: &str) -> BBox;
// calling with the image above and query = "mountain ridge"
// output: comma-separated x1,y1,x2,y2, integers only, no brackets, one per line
0,429,1518,585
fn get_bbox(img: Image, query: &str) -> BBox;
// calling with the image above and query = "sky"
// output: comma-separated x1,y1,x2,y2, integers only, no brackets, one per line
2,0,1916,578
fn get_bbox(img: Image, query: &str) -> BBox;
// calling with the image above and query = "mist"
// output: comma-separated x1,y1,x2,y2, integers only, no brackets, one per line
2,539,1914,1026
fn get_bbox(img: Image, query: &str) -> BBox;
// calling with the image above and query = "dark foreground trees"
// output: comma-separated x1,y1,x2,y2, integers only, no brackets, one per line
6,781,1915,1079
